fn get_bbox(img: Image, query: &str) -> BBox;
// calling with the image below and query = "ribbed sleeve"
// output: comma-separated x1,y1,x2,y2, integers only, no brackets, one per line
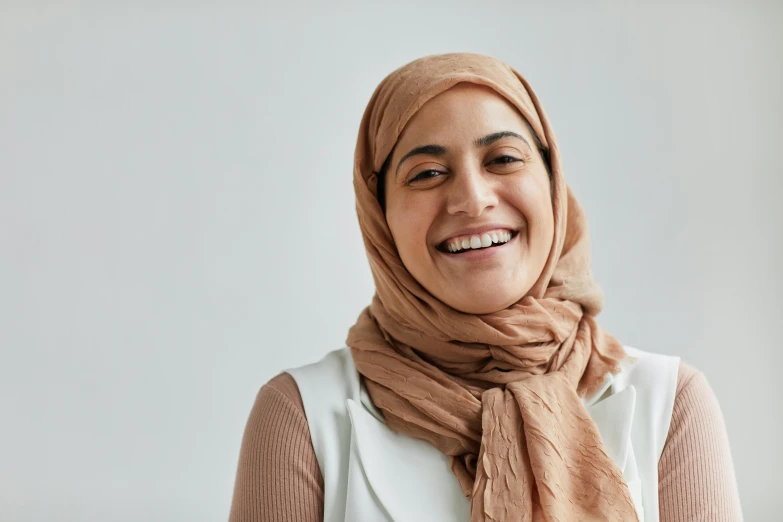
658,362,744,521
228,361,743,521
228,373,324,522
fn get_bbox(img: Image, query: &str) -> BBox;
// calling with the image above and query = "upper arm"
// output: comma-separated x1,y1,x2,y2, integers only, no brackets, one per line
228,373,324,522
658,361,744,522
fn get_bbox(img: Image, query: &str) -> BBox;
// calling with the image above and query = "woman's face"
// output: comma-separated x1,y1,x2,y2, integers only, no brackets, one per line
384,83,554,314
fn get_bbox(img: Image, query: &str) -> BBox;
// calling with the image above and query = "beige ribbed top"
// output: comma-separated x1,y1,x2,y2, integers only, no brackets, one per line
228,359,743,522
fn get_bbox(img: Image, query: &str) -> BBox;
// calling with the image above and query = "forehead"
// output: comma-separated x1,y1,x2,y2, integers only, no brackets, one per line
394,83,531,147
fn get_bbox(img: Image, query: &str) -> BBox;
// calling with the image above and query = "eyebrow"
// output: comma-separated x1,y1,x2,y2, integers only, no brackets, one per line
395,131,531,178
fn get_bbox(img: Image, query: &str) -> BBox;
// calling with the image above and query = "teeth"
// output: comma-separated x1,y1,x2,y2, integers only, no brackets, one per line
444,229,514,253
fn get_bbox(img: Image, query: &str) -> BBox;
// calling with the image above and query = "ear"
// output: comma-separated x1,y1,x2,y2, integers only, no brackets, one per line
368,171,379,196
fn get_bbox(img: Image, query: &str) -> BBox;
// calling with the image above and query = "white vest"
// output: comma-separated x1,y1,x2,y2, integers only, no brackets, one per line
287,346,679,522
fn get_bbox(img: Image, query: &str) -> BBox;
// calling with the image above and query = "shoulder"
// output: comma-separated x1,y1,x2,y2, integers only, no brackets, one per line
228,372,324,521
662,356,727,430
656,355,737,477
286,347,361,410
674,359,709,399
617,348,726,438
621,347,710,396
286,347,356,384
613,345,681,401
264,371,306,410
239,348,358,434
240,372,310,445
670,359,727,431
233,371,308,435
243,347,358,441
658,360,744,520
258,346,356,413
624,350,719,416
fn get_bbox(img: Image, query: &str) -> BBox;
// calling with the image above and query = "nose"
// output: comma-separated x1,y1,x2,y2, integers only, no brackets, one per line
446,167,498,217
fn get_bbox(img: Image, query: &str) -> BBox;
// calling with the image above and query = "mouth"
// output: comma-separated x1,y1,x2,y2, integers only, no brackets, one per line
436,228,520,255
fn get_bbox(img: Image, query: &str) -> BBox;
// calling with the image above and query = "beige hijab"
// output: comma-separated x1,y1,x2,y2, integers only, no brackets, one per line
346,53,638,522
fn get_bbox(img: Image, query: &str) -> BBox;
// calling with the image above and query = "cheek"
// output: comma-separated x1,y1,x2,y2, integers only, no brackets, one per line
531,198,555,253
386,194,438,259
508,174,554,241
529,193,554,232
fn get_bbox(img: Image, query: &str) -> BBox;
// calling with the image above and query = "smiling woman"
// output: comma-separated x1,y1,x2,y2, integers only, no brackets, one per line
381,84,554,315
228,53,743,522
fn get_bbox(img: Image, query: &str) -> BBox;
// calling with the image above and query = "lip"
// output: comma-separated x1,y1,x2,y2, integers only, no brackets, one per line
436,223,519,246
436,230,519,262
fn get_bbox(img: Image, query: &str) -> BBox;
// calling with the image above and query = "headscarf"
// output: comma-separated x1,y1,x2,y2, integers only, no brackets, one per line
346,52,638,522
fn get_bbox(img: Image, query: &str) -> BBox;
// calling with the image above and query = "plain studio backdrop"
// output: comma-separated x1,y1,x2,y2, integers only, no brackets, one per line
1,2,781,521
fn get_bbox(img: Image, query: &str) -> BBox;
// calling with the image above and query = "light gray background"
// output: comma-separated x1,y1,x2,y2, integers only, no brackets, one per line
1,2,780,521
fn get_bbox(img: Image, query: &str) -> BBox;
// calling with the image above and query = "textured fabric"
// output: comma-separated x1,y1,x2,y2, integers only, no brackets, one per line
228,373,324,522
227,360,744,522
346,52,636,520
658,364,744,521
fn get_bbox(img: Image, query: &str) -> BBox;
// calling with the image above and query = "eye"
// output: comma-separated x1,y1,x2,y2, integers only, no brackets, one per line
408,169,444,184
490,155,521,165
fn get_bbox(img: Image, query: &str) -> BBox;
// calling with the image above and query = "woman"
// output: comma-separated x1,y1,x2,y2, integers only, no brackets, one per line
228,53,743,521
